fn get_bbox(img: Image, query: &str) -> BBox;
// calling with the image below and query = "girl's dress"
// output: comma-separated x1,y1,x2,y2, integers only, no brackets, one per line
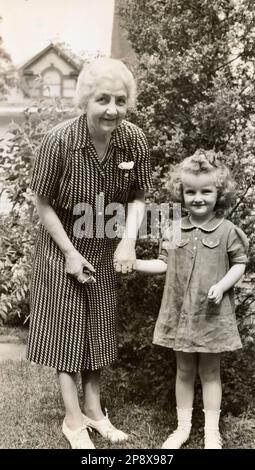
27,114,152,372
153,216,248,353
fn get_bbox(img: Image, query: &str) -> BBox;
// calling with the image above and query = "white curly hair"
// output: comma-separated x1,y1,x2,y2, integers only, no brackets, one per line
75,58,136,110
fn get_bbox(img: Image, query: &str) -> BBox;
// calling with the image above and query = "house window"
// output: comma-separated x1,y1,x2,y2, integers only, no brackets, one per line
42,69,61,97
62,78,77,98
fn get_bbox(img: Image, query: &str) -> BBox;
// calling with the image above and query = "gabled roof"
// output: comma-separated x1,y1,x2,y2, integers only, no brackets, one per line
19,43,81,72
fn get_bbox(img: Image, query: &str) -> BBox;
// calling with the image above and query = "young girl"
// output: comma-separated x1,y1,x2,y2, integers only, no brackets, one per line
135,151,248,449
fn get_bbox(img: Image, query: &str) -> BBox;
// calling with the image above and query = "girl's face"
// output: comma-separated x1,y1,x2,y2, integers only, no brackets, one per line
86,77,128,137
182,172,218,222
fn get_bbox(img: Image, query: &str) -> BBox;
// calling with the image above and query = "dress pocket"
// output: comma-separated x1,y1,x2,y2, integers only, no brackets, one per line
202,238,219,248
176,239,190,248
200,237,221,296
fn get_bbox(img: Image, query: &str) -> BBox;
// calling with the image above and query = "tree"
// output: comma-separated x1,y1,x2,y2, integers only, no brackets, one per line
0,19,16,99
120,0,254,256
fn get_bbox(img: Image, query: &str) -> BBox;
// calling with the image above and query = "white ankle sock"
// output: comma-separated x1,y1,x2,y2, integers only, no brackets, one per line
161,408,193,449
176,407,193,433
203,409,221,431
203,409,222,448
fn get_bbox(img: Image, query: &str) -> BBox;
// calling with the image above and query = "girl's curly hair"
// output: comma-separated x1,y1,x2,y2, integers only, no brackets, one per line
166,150,236,215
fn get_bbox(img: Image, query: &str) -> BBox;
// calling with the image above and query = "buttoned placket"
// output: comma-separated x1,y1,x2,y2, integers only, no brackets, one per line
193,227,200,253
96,144,126,242
180,227,201,346
83,142,107,251
96,169,106,239
187,227,200,258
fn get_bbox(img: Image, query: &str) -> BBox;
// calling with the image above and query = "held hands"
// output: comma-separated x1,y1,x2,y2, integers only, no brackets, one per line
65,249,96,284
208,283,224,305
114,239,137,274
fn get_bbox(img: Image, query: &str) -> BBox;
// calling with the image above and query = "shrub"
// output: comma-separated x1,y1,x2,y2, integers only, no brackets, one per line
0,99,76,324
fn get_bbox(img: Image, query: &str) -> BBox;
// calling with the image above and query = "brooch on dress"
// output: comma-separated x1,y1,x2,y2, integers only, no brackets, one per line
118,161,134,178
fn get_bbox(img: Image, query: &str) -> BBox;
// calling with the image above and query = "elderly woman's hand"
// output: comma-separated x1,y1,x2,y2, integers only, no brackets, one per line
114,239,137,274
65,249,95,284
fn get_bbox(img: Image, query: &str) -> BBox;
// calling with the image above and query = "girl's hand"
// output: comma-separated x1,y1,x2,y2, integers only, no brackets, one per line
65,249,95,284
114,239,137,274
208,284,224,305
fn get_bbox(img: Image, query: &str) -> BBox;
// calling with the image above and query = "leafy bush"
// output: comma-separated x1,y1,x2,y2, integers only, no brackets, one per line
120,0,255,235
0,213,35,324
0,35,16,99
118,0,255,302
0,99,76,324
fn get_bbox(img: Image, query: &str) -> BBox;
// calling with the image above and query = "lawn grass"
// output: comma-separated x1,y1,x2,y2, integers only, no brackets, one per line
0,360,254,449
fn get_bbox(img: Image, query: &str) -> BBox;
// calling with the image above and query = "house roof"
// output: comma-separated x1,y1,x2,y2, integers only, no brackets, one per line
19,43,81,73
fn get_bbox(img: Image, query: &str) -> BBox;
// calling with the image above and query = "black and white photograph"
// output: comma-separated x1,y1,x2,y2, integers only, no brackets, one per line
0,0,254,457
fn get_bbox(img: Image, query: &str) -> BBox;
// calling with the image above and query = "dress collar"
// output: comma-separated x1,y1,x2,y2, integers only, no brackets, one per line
181,215,224,232
72,114,128,150
72,114,90,149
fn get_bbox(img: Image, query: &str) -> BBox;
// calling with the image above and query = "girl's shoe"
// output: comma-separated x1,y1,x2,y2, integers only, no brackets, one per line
83,410,128,443
161,429,190,449
62,419,95,449
204,430,222,449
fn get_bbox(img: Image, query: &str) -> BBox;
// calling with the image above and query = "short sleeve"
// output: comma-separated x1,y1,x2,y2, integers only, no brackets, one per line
158,226,173,264
227,226,249,266
30,131,62,199
133,130,153,191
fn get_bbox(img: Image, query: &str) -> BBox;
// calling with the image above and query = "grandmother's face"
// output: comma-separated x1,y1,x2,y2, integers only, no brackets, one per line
86,77,128,136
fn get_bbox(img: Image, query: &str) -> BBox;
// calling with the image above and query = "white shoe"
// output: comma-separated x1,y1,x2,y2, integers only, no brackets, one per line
162,428,190,449
62,419,95,449
204,430,222,449
83,410,128,443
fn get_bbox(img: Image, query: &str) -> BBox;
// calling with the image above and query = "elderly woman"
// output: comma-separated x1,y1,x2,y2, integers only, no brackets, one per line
27,58,152,449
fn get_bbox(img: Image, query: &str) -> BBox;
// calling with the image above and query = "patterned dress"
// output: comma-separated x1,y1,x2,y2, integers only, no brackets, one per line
27,114,152,372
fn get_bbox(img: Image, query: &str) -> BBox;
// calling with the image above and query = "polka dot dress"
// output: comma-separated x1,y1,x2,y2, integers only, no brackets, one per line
27,114,152,372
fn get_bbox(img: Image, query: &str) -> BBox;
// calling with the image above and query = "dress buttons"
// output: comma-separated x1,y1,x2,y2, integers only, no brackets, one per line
193,246,196,250
196,228,199,231
194,237,198,240
98,212,103,216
